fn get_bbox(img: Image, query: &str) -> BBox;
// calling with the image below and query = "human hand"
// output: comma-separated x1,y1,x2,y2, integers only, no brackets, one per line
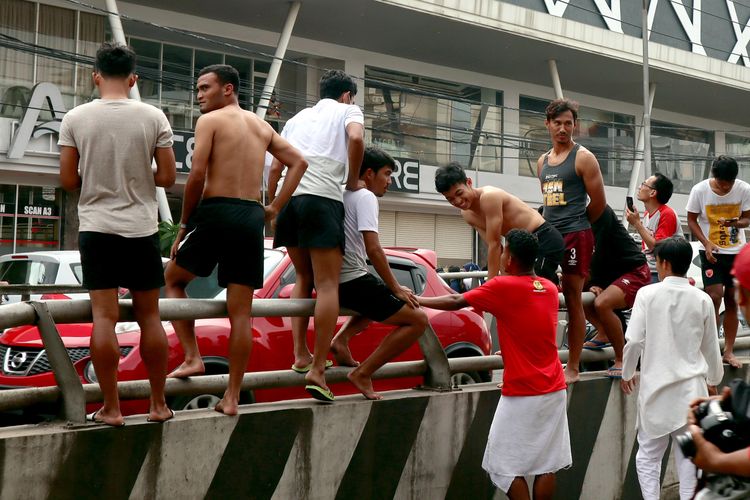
395,286,419,308
264,204,279,224
719,217,739,228
704,241,719,263
621,377,636,395
589,286,604,296
170,230,186,260
625,207,640,225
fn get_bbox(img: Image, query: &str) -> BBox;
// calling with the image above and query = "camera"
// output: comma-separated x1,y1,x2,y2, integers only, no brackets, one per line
675,400,744,458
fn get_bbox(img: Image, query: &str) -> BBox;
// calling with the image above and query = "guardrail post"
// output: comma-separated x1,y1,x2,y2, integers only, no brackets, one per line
417,322,453,391
29,301,85,423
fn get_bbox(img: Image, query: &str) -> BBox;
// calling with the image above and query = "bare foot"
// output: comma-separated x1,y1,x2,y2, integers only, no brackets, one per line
147,407,175,423
564,366,580,385
214,397,238,416
292,354,313,372
330,340,359,367
348,370,383,400
87,408,125,427
496,382,503,389
304,369,329,391
168,359,205,379
723,352,743,369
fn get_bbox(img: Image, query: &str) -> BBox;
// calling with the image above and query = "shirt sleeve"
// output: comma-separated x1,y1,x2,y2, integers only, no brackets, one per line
653,207,678,241
57,114,76,147
464,278,504,314
701,297,724,386
622,288,647,381
344,104,364,127
155,111,174,148
357,192,379,233
685,184,702,214
742,183,750,212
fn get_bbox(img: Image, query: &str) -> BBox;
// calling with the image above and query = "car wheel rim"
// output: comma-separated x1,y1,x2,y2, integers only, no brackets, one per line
183,394,221,410
451,372,476,386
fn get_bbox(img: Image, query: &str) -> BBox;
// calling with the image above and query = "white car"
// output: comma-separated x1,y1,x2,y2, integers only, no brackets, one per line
0,251,86,304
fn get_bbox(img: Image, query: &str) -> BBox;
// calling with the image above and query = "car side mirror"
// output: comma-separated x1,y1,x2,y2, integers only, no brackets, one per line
278,284,294,299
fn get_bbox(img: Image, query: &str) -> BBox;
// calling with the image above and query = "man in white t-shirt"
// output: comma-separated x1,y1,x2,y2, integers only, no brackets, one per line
329,147,425,400
626,172,682,282
268,70,365,402
59,42,176,426
686,155,750,368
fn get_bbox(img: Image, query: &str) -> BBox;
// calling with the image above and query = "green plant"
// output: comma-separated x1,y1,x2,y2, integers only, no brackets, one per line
158,220,180,258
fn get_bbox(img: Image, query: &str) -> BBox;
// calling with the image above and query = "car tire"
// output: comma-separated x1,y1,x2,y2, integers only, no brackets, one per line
168,361,255,411
450,370,482,387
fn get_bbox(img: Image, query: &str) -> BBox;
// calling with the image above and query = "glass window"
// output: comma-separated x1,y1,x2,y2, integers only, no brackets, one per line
75,12,105,105
518,96,636,186
650,121,713,195
129,38,161,107
0,0,35,118
726,134,750,182
0,260,59,285
161,44,192,130
37,4,77,110
226,55,253,110
364,67,502,170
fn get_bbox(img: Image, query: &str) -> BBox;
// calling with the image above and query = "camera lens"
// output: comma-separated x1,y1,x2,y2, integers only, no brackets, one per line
675,431,697,459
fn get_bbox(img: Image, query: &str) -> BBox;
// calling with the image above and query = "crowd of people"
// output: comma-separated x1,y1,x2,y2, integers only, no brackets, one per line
59,41,750,498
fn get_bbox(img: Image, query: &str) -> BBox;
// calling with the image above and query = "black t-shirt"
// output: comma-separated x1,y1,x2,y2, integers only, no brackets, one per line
590,205,646,287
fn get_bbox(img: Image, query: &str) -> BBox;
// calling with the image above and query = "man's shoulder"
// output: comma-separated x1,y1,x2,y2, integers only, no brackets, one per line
689,178,710,194
344,188,376,206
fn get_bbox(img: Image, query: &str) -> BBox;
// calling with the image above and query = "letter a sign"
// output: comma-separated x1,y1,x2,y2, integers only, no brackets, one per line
8,82,67,159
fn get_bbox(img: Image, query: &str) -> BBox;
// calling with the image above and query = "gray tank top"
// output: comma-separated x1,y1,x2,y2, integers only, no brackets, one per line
539,143,591,234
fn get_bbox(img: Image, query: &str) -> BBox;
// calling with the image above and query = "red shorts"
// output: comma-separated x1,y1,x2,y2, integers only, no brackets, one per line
611,263,651,308
561,228,594,278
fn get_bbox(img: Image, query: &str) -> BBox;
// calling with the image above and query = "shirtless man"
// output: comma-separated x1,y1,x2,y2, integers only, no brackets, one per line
434,162,564,282
537,98,606,385
164,64,307,415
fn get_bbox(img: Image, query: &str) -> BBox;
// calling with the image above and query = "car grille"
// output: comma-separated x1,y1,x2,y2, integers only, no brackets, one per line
0,344,133,376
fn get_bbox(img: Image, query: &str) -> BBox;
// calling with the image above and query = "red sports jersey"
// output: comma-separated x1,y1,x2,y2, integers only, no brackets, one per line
464,275,566,396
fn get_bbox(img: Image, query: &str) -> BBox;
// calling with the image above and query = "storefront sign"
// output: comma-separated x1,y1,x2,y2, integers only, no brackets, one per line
173,130,195,173
0,203,58,217
389,158,420,193
7,83,66,159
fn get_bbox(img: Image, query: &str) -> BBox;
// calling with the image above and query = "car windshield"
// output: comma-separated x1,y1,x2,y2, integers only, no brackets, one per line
0,259,59,285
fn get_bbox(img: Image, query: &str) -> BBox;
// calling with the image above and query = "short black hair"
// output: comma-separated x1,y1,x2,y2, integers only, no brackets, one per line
360,146,396,177
545,98,579,121
651,172,674,204
711,155,739,182
198,64,240,95
435,162,468,193
506,229,538,272
319,69,357,100
95,42,136,78
653,236,692,276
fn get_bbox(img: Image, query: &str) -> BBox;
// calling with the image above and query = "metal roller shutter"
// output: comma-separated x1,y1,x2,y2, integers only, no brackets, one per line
395,212,435,250
378,210,396,247
435,215,473,260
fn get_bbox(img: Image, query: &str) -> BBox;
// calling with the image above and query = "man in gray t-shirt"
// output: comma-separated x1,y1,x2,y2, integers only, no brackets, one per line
59,42,176,426
331,146,426,400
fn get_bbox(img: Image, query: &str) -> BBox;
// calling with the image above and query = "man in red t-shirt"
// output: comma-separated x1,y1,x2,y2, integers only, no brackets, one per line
418,229,571,499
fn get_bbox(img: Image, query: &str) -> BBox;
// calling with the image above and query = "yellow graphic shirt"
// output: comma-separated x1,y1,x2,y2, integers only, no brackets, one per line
686,179,750,255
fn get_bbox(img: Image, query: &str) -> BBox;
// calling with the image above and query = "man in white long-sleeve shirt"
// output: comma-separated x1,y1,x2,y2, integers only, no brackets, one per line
621,236,724,500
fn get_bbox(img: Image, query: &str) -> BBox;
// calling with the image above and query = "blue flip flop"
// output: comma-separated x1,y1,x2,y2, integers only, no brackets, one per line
305,384,335,402
583,339,611,351
607,367,623,379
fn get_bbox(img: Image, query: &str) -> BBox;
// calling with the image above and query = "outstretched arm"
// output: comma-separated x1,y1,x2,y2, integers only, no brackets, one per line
417,293,468,311
363,231,418,308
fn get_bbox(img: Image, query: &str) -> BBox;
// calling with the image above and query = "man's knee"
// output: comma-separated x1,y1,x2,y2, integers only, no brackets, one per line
705,286,724,305
410,308,429,332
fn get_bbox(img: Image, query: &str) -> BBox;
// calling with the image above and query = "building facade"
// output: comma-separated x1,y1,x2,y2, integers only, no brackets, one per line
1,0,749,266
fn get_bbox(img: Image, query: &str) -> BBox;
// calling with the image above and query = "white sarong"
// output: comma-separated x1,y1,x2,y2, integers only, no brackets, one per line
482,389,572,492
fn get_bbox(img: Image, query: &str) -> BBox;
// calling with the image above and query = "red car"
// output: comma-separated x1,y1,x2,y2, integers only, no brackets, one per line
0,246,491,416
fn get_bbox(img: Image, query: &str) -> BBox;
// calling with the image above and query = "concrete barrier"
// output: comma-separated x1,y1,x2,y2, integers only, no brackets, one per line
1,365,748,500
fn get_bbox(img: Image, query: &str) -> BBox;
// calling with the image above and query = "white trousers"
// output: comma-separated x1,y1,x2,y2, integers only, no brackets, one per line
636,425,697,500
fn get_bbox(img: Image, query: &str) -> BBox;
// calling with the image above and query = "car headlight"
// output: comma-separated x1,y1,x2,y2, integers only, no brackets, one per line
84,361,98,383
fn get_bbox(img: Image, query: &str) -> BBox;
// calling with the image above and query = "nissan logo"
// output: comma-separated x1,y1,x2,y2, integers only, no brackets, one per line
9,352,27,370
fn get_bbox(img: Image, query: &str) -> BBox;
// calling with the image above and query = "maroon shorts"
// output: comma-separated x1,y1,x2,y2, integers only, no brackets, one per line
611,263,651,308
561,228,594,277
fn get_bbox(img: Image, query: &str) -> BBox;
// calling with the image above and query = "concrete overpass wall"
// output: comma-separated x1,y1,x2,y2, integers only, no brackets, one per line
2,369,747,500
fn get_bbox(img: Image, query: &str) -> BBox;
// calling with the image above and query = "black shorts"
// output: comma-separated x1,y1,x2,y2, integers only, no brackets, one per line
533,222,564,284
175,197,264,289
339,274,405,322
273,194,345,251
79,231,164,291
699,251,736,288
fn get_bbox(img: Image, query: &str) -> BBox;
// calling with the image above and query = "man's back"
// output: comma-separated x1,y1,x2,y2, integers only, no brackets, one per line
58,98,172,237
281,98,364,201
201,106,272,201
465,186,544,236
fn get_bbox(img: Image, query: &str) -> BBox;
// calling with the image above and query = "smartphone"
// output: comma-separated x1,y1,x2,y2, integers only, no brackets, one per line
626,196,635,212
